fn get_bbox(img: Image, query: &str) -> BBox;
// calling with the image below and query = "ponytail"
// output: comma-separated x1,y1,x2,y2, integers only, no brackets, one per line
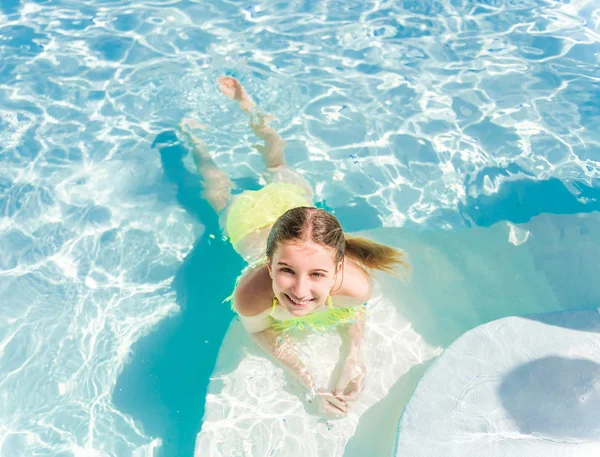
267,207,409,276
344,234,409,275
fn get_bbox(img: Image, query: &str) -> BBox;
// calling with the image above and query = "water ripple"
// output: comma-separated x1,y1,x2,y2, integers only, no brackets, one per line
0,0,599,455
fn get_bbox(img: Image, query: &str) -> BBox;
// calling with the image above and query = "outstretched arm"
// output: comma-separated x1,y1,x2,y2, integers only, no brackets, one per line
249,326,349,417
251,327,315,390
334,319,366,402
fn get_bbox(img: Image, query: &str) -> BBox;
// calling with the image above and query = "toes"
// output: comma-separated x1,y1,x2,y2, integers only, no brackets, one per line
218,76,238,91
217,75,234,85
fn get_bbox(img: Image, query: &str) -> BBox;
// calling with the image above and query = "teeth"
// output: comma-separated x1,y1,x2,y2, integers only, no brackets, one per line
288,295,312,305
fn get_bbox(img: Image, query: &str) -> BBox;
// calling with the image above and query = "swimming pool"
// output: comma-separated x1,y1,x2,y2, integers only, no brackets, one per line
1,1,599,456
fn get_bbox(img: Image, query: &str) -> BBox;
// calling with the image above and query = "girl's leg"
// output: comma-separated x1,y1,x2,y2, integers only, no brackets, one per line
218,76,313,200
218,76,287,168
179,119,233,213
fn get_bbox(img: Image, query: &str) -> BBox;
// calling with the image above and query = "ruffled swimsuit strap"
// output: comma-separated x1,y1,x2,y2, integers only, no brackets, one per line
270,296,278,316
269,295,367,333
326,295,334,309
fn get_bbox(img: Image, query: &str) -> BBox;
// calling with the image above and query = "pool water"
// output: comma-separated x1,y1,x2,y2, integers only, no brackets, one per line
0,1,599,456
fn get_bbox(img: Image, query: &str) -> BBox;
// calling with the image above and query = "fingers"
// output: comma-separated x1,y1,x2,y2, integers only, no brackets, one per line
334,377,353,397
316,367,367,418
322,402,347,418
317,391,348,417
346,367,365,395
335,370,352,395
322,401,347,418
342,377,364,402
334,370,366,403
324,393,348,412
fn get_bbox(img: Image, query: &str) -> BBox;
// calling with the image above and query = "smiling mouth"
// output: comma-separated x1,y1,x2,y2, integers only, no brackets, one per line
285,294,315,307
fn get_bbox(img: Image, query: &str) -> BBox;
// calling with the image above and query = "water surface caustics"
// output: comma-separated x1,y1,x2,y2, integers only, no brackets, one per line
0,1,599,456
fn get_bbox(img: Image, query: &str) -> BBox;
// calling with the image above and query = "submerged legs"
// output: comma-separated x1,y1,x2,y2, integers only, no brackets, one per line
218,76,288,169
180,76,291,213
178,119,233,213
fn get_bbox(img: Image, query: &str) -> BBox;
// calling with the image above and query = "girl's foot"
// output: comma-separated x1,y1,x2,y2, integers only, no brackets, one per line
218,76,254,113
217,76,285,167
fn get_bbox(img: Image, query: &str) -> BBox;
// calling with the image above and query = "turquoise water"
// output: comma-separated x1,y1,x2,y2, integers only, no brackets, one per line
1,1,599,456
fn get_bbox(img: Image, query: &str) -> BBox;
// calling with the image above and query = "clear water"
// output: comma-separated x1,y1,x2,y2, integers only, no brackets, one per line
0,0,599,456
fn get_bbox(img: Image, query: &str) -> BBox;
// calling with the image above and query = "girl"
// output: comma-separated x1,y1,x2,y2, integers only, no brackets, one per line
180,76,408,417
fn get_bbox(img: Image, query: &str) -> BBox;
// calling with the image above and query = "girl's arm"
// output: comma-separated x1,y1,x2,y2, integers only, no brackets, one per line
236,307,315,389
253,327,350,417
240,313,352,416
334,319,366,401
251,327,315,391
346,318,365,358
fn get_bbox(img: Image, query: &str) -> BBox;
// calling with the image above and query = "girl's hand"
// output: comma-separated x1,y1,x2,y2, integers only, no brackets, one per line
334,356,366,403
314,388,348,418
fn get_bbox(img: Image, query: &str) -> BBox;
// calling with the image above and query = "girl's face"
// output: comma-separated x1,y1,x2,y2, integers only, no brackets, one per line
267,240,341,317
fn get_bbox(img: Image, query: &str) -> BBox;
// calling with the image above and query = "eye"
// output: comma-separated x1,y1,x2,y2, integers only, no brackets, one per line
280,267,294,274
311,272,325,278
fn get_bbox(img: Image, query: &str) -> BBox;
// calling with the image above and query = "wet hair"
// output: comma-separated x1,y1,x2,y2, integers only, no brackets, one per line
265,207,409,275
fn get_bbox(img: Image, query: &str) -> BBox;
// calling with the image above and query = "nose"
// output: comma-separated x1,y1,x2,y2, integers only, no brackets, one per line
291,276,310,300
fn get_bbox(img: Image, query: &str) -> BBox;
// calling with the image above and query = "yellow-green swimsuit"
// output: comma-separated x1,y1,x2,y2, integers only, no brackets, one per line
269,296,367,333
226,182,311,250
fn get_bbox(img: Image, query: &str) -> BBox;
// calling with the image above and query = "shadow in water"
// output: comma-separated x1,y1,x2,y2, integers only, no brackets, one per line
112,131,245,457
461,176,600,227
523,308,600,334
499,356,600,440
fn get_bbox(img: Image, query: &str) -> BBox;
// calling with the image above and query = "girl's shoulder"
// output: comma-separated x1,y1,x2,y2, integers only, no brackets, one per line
331,258,373,306
232,264,273,317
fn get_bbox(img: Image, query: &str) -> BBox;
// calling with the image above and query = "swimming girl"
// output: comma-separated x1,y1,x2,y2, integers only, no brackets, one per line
179,77,408,417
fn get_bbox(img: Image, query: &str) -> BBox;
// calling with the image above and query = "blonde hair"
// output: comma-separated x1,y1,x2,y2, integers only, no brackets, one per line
266,207,409,275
